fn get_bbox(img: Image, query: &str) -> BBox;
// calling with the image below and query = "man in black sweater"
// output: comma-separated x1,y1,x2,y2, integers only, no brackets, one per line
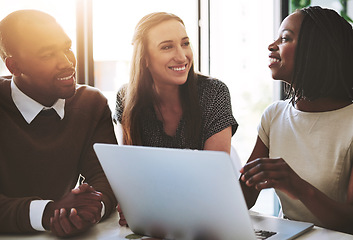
0,9,117,237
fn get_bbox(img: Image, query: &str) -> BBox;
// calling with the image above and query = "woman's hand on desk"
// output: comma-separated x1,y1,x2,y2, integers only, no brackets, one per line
240,157,306,200
117,204,128,227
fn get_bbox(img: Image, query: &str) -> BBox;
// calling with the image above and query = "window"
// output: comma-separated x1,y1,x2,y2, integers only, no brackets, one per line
290,0,353,18
208,0,277,216
208,0,275,163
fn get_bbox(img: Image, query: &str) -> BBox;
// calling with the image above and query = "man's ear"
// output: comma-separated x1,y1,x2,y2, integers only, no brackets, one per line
5,56,21,76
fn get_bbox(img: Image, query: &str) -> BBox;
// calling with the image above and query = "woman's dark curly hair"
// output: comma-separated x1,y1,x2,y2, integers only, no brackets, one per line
286,6,353,102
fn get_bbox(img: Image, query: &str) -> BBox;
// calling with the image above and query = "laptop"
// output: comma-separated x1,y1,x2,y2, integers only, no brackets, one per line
94,143,314,240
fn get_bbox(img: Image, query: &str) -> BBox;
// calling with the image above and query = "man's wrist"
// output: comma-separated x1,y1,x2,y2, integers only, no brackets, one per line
29,200,53,231
101,201,105,219
42,201,55,230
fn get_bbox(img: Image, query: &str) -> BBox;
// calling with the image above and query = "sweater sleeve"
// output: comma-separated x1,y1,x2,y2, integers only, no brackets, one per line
79,98,118,220
0,194,38,233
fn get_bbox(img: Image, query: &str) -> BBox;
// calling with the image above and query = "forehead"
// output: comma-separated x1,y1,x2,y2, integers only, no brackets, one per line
147,20,187,45
16,21,71,54
279,12,304,35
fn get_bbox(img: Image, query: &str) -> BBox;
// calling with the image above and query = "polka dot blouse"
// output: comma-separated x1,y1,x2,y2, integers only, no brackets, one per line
114,74,238,149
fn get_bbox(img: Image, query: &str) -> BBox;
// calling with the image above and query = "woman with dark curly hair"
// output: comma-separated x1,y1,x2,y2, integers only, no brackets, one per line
240,6,353,234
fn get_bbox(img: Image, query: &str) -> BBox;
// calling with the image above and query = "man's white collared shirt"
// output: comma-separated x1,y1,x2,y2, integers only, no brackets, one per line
11,80,65,124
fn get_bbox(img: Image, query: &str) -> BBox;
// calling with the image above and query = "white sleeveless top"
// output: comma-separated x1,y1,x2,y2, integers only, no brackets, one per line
258,100,353,226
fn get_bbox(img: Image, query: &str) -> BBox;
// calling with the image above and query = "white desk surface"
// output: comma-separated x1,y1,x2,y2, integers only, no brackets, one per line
1,212,352,240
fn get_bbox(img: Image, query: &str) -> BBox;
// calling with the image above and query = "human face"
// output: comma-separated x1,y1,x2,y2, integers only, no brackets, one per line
146,19,193,89
268,12,303,83
11,20,76,106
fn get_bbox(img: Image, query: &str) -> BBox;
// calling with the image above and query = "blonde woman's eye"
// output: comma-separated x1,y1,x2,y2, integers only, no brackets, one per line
161,45,172,50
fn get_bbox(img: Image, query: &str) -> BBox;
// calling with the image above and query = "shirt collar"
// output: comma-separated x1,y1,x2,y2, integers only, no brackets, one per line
11,79,65,124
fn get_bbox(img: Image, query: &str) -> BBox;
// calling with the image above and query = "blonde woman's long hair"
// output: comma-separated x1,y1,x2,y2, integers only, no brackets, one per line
121,12,201,147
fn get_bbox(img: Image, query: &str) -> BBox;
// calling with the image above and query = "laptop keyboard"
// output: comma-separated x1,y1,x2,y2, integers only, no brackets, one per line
254,229,277,239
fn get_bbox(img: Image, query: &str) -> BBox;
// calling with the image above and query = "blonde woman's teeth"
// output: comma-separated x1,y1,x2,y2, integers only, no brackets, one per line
170,66,186,71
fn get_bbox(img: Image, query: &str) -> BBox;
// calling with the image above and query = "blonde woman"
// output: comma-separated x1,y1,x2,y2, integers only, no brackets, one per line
114,12,238,226
114,12,237,153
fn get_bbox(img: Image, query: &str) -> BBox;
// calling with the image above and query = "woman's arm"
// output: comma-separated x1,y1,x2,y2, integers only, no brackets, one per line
239,136,269,209
240,142,353,234
203,126,232,154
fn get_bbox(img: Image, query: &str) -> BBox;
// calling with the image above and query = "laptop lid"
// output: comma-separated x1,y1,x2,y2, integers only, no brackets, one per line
94,144,313,240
